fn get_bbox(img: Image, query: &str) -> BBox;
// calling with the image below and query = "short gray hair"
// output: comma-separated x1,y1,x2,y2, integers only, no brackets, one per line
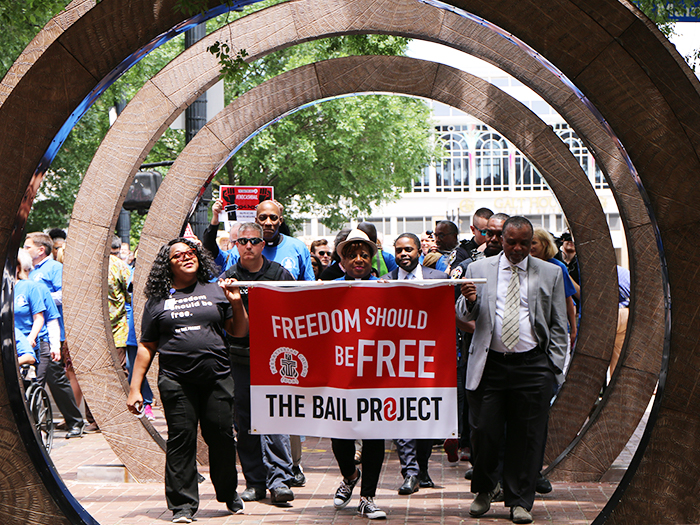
238,222,263,237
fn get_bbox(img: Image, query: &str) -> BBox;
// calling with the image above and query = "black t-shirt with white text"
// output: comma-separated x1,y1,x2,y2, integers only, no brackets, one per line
141,281,232,384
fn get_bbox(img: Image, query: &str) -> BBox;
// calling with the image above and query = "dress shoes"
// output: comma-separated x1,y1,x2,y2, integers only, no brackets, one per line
464,468,473,480
65,421,85,439
240,486,266,502
398,474,419,495
419,470,434,488
469,481,501,517
270,485,294,505
535,474,552,494
289,465,306,487
511,505,533,524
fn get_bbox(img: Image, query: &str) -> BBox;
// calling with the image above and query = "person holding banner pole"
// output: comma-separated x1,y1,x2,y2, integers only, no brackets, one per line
331,229,387,520
380,232,447,495
127,238,248,524
457,217,567,524
221,222,299,505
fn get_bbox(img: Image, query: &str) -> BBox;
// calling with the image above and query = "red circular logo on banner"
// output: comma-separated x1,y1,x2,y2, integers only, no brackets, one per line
384,397,397,421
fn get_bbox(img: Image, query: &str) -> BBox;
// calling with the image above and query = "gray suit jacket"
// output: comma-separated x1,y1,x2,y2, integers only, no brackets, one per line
382,266,448,280
456,254,568,390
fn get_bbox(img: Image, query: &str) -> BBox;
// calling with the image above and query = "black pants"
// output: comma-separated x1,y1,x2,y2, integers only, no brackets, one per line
159,374,238,513
395,439,433,477
468,349,554,511
332,438,384,498
231,364,293,490
35,340,82,427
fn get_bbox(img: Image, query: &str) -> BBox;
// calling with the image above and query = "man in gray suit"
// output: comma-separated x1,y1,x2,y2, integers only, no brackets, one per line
456,217,567,524
381,233,447,494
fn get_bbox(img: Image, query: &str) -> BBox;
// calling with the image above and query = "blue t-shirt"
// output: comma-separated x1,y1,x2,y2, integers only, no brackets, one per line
547,258,576,298
15,327,37,363
29,257,64,340
220,234,314,281
335,275,380,281
35,281,60,341
14,279,46,342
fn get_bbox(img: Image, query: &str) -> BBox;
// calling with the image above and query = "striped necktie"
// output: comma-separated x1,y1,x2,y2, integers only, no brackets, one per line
501,265,520,350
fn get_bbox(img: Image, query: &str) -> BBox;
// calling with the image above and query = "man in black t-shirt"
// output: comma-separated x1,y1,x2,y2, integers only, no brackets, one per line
222,222,297,506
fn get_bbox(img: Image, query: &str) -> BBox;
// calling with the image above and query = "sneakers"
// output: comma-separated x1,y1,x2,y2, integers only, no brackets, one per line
357,496,386,519
227,492,244,514
290,464,306,487
143,404,155,421
333,469,361,509
172,509,195,523
469,481,501,517
444,438,459,463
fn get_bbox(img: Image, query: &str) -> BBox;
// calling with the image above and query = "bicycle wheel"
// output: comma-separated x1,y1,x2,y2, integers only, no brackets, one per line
29,385,54,453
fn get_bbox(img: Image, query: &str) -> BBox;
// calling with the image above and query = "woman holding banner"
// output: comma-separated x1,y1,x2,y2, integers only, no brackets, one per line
331,229,387,520
126,238,248,524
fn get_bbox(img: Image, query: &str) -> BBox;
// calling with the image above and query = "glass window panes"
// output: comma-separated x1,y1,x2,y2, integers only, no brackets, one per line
475,132,509,191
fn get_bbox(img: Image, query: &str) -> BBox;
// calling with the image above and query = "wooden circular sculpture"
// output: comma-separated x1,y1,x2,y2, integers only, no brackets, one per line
0,0,694,523
69,0,661,488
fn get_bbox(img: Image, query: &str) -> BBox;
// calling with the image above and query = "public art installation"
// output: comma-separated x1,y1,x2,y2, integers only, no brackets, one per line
0,0,695,523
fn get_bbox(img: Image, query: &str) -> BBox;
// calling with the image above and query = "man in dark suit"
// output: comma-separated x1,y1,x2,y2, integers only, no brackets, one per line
381,233,447,494
456,217,567,524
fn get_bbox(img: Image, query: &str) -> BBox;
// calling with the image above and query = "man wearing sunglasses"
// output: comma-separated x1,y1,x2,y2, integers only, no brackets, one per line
221,223,298,506
310,239,332,268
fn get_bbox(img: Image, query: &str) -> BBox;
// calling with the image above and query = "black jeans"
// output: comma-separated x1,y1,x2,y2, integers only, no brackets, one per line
332,438,385,498
159,374,238,513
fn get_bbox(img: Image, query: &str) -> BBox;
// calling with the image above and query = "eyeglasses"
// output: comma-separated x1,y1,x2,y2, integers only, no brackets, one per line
478,229,488,236
486,230,503,238
317,250,331,256
257,214,279,222
170,249,197,262
236,237,264,246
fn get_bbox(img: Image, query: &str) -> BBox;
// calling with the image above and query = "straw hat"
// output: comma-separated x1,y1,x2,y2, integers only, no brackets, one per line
336,228,378,258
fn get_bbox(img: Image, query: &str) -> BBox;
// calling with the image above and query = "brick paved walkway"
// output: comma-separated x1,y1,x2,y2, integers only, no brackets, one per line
50,406,623,524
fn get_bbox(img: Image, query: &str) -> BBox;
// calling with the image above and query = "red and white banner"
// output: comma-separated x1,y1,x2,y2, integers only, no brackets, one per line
248,283,457,439
218,185,274,223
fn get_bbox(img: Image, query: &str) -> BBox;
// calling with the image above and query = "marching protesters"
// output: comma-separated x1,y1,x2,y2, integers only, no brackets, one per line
127,238,248,524
331,228,387,520
221,222,298,505
320,228,351,280
310,238,332,269
381,232,446,494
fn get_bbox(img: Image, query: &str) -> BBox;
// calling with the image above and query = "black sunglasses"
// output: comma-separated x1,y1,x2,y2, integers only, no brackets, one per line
317,250,331,256
236,237,264,246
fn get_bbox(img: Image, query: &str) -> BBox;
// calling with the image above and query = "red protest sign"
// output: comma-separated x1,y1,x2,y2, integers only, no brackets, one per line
219,185,273,223
248,283,457,439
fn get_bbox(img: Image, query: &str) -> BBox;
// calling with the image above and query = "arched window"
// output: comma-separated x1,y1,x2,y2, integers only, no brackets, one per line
514,151,546,190
435,126,470,192
475,131,509,191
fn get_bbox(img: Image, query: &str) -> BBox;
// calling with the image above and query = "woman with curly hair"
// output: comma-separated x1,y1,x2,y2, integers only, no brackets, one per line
127,238,248,524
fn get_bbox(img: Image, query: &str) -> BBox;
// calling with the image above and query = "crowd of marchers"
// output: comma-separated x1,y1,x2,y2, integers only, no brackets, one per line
15,200,628,525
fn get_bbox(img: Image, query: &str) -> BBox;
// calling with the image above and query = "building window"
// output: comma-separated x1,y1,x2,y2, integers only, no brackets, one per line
475,131,509,191
514,152,546,191
593,164,609,189
435,126,470,192
413,167,430,192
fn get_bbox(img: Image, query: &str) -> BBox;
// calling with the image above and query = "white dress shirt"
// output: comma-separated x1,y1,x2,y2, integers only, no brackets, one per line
490,254,537,353
397,264,423,280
